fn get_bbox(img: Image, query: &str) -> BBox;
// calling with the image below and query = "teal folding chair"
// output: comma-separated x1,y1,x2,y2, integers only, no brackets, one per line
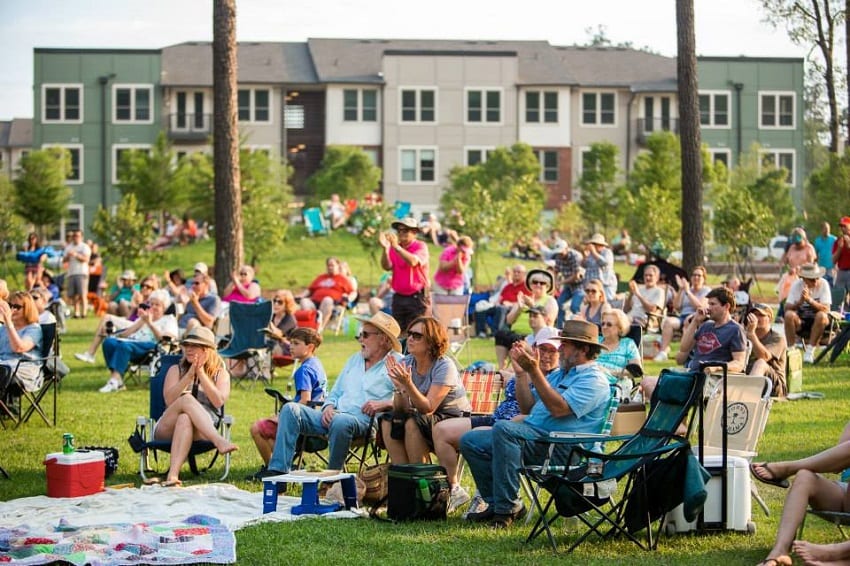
303,207,329,236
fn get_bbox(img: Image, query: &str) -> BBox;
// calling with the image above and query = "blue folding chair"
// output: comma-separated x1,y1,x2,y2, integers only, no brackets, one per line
303,207,329,236
393,201,411,220
133,355,233,482
219,301,273,388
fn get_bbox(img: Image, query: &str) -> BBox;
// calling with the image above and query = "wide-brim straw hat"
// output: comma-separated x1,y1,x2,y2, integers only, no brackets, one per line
181,326,217,349
584,233,609,247
526,268,554,294
799,263,826,280
552,319,610,350
391,217,419,231
353,311,402,352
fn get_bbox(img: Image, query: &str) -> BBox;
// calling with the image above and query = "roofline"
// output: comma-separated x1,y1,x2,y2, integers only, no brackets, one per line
35,47,161,55
383,49,517,57
698,55,804,64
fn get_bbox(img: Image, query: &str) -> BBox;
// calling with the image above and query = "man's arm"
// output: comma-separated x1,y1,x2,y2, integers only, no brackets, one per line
676,315,704,365
190,295,218,328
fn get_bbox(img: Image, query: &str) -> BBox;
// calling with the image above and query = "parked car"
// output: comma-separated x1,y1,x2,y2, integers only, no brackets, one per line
750,235,788,261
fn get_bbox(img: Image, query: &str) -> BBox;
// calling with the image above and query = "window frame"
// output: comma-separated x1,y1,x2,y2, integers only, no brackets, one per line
112,143,152,185
760,149,796,185
537,150,559,183
42,84,83,124
237,88,273,124
758,91,796,129
465,87,503,125
112,84,154,124
399,146,438,184
698,90,732,129
42,143,84,184
464,146,496,167
343,88,379,122
708,148,732,170
524,90,559,124
399,87,437,124
580,90,617,127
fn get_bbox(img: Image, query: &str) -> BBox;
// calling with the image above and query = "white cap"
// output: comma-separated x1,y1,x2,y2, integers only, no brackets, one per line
193,262,209,274
531,326,561,349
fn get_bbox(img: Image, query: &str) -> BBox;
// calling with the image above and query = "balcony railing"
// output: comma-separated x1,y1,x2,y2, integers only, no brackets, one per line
636,117,679,145
166,113,212,141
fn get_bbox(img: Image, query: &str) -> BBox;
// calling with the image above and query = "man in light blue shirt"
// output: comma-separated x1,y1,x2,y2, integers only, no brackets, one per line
257,312,401,478
814,222,837,286
460,320,612,528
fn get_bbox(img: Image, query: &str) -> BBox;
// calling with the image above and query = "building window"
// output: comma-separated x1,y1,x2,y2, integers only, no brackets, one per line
113,85,153,123
400,148,436,183
47,204,84,245
42,85,82,123
709,148,731,170
343,89,378,122
581,92,616,126
538,150,558,182
467,89,501,123
362,90,377,121
699,91,730,127
43,144,83,184
525,91,558,123
761,150,795,184
400,88,436,123
343,90,358,121
113,144,151,184
285,105,305,129
238,88,271,123
465,147,495,166
760,92,795,128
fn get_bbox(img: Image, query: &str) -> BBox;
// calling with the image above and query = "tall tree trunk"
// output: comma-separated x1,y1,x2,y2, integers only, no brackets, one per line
846,0,849,148
213,0,243,289
676,0,704,273
811,0,839,153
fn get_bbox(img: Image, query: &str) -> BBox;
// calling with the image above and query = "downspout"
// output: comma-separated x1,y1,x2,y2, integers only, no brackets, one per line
98,74,115,211
733,82,743,163
625,90,637,184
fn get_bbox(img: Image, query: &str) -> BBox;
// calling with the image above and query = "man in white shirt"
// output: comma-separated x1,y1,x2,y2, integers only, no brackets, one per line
784,263,833,363
63,230,91,318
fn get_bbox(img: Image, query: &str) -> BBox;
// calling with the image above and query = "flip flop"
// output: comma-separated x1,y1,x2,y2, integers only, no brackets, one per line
142,477,161,486
755,556,792,566
162,479,183,488
750,462,789,489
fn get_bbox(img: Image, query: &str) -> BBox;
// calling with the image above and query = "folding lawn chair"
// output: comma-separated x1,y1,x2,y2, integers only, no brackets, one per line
304,207,329,236
431,294,472,369
124,336,181,388
132,354,233,482
393,201,411,220
219,300,273,388
799,509,850,539
1,322,62,428
521,367,706,552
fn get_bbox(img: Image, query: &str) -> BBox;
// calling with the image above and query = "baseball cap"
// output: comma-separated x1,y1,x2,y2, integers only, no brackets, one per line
193,262,209,274
840,216,850,226
749,303,774,319
531,326,561,349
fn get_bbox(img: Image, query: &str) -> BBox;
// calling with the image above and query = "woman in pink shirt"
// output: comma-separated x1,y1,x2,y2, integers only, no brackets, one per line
433,236,473,296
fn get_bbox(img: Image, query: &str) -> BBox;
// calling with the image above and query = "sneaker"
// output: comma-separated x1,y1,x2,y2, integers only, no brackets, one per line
75,352,95,364
653,350,668,362
463,492,487,519
803,347,815,364
447,485,471,514
99,378,125,393
477,332,487,339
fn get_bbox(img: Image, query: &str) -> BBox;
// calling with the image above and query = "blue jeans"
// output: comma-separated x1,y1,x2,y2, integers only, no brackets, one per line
557,287,585,326
474,305,508,336
267,402,372,472
102,337,155,375
459,420,554,515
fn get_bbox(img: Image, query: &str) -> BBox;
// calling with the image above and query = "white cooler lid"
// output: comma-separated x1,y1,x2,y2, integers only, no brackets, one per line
45,450,105,465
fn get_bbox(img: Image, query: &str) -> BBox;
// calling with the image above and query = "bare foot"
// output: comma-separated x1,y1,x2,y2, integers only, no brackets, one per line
793,540,850,565
217,441,239,455
757,555,793,566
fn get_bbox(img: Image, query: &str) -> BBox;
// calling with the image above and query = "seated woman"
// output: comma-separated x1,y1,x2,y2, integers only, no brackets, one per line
596,308,642,380
221,265,261,304
752,421,850,566
153,326,237,486
264,289,298,355
433,327,561,513
576,278,609,329
381,317,470,467
0,292,43,406
97,290,179,393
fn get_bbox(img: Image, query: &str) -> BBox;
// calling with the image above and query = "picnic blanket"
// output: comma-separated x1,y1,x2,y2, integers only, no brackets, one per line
0,515,235,565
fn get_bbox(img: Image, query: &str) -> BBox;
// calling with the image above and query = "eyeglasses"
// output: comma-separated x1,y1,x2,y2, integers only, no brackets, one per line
530,280,548,286
601,321,617,327
272,299,285,305
141,284,154,290
8,304,23,310
357,330,382,340
407,331,425,341
239,271,249,276
30,293,41,300
535,345,558,354
191,281,202,286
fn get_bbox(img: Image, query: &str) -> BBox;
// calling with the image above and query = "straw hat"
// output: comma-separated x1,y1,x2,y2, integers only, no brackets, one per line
353,311,402,352
525,269,554,294
799,263,826,280
391,217,419,231
121,269,137,281
181,326,217,349
552,319,609,350
584,233,609,247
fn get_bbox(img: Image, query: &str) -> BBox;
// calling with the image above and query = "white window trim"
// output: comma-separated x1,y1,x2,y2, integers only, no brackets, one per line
238,88,273,124
709,148,732,169
579,90,618,128
523,90,559,124
399,146,438,185
758,91,796,130
537,150,559,183
41,83,84,124
398,86,438,124
343,88,379,122
577,146,593,179
112,84,155,124
464,146,496,166
42,143,84,185
62,204,84,243
699,90,732,129
464,87,504,126
112,143,151,184
759,148,796,185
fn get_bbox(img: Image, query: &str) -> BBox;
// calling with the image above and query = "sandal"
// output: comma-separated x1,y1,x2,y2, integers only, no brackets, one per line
162,479,183,488
750,462,789,489
755,556,792,566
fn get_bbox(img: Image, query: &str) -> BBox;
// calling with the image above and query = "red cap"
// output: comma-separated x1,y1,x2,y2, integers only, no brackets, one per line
841,216,850,226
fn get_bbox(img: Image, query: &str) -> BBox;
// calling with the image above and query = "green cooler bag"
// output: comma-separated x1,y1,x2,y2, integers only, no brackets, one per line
387,463,449,521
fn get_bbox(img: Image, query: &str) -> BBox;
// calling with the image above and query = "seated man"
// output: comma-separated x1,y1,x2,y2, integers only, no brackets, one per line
254,312,401,479
460,320,612,528
745,303,788,397
783,263,832,363
474,264,529,338
675,286,746,372
179,273,221,332
624,264,666,331
298,256,354,332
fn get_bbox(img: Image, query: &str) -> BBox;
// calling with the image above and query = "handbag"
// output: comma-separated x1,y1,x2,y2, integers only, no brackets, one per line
358,463,389,507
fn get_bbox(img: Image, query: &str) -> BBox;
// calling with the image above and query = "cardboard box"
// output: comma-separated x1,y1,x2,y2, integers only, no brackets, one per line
44,450,105,498
786,348,803,394
641,335,661,360
611,402,646,436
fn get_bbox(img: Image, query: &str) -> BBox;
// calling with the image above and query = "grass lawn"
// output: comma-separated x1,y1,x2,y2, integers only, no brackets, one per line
1,231,845,564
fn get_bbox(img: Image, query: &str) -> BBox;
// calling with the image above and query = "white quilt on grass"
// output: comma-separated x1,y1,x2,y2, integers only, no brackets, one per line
0,483,362,534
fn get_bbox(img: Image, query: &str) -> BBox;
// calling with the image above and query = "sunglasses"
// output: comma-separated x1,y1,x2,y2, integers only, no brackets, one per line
9,304,23,310
239,271,249,276
601,321,617,327
141,284,154,290
530,280,548,286
191,281,203,286
407,331,425,341
357,330,382,340
272,299,285,305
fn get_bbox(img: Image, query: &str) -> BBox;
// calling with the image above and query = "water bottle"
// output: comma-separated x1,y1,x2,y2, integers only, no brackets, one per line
587,458,604,477
62,433,74,454
418,478,431,501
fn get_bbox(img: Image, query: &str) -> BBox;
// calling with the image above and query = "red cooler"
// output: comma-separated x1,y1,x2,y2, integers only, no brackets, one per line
44,450,105,497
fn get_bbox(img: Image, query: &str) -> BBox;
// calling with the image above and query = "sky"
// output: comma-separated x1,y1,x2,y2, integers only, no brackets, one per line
0,0,810,121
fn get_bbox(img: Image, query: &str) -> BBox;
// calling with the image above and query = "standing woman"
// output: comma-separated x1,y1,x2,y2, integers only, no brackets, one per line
22,233,49,291
154,327,237,486
381,317,470,464
433,236,474,295
576,279,609,329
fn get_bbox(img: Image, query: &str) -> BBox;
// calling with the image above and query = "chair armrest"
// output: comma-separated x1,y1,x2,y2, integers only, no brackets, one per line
222,414,234,426
136,416,147,426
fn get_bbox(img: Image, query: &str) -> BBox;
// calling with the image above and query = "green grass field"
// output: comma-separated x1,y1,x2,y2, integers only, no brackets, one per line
1,230,846,564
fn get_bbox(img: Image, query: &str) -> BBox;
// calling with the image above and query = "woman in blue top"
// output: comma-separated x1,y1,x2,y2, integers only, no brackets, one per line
596,308,641,377
577,278,609,330
381,316,470,467
0,292,43,400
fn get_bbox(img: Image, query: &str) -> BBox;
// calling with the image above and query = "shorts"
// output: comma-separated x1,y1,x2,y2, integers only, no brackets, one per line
66,274,89,298
381,411,458,450
255,416,278,440
470,415,496,428
494,329,525,349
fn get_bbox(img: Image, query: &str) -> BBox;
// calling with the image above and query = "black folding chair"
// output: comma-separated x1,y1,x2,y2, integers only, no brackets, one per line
0,323,62,428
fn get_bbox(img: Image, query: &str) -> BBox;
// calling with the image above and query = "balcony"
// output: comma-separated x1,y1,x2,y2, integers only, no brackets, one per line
636,117,679,145
166,113,212,142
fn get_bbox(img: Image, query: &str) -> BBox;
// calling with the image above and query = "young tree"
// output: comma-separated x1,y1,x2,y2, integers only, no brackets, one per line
0,174,26,280
712,181,774,264
551,201,589,247
13,147,72,240
806,151,850,228
91,193,155,270
728,143,799,234
306,145,382,203
577,141,625,234
213,0,243,288
117,131,189,222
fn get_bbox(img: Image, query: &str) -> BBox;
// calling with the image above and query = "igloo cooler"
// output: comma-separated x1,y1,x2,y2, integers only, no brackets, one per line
44,450,105,498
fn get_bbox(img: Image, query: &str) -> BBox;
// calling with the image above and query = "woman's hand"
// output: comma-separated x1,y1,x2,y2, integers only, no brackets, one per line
0,301,11,323
387,359,413,392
